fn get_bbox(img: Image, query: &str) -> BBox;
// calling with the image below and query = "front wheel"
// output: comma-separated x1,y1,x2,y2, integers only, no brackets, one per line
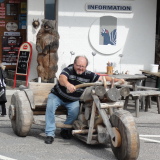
110,109,140,160
9,91,33,137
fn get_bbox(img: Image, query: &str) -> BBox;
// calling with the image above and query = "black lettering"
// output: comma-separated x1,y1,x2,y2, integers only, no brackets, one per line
107,6,113,10
95,5,99,9
113,6,117,10
126,6,132,11
116,6,121,10
88,5,94,10
87,4,132,12
103,5,107,10
98,5,102,10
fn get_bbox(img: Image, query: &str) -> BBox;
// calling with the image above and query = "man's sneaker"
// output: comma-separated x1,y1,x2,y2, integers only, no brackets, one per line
45,136,54,144
60,129,73,139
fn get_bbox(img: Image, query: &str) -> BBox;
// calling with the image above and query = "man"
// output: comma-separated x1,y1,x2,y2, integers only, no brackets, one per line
45,55,125,144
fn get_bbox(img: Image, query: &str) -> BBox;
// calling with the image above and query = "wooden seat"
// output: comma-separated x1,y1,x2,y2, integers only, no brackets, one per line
124,90,160,117
28,82,67,115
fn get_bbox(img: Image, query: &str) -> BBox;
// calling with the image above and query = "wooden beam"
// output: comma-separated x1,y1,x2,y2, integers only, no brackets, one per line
92,94,115,140
100,101,124,109
87,101,96,144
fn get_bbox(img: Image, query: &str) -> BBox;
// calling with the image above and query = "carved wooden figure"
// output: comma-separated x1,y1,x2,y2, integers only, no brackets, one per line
36,19,60,82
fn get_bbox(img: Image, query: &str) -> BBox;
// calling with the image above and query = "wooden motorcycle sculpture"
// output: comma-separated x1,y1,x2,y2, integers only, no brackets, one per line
8,79,140,160
36,19,60,82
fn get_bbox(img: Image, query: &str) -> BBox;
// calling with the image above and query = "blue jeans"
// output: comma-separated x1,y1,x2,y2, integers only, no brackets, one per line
45,93,80,137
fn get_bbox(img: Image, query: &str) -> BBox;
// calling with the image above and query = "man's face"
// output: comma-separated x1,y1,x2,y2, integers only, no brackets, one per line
74,57,87,75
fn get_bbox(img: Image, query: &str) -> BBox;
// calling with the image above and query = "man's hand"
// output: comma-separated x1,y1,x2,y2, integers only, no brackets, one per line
59,75,76,93
66,83,76,93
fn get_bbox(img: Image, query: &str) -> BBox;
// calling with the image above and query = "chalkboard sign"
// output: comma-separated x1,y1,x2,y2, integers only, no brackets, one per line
16,51,30,75
13,42,32,88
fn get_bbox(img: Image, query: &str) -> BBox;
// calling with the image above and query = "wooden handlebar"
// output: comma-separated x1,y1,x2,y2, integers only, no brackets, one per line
75,81,128,89
75,82,104,89
67,81,129,93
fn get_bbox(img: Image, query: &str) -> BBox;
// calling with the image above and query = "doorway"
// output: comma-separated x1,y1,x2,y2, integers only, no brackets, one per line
155,0,160,65
0,0,27,70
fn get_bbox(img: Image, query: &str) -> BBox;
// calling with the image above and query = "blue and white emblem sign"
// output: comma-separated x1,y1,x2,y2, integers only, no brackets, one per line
89,16,128,55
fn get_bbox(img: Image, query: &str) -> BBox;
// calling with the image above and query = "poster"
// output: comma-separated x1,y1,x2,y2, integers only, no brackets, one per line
21,2,26,14
0,3,5,19
2,36,22,65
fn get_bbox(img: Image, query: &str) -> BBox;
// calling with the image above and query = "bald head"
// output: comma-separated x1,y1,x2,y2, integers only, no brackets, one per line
74,56,88,67
73,55,89,75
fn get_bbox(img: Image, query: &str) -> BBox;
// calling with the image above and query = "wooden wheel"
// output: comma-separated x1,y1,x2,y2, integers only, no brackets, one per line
9,91,33,137
110,109,140,160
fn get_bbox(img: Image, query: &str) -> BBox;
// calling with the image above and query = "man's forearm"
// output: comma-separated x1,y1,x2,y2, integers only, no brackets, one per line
98,76,125,83
59,75,70,88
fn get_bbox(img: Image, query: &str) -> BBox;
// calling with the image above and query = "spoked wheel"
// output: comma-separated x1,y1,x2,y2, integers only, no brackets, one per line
9,91,33,137
110,109,140,160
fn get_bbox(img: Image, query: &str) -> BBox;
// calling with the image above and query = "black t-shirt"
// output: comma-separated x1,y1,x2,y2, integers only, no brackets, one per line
51,64,100,102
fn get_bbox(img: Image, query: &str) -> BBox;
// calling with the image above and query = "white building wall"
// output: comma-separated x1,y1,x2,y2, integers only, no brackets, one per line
27,0,157,81
27,0,44,81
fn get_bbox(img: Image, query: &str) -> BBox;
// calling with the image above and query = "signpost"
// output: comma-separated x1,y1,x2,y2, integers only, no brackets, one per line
13,42,32,88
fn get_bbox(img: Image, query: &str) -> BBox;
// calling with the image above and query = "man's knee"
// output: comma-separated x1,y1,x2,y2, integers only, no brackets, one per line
69,106,79,119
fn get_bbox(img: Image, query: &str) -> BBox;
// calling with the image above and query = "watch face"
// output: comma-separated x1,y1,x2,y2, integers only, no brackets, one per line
6,22,18,31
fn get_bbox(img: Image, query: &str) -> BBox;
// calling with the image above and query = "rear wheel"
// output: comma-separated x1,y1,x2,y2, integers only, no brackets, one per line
110,109,140,160
9,91,33,137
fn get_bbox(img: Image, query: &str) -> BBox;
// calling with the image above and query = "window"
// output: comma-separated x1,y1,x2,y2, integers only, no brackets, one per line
45,0,56,20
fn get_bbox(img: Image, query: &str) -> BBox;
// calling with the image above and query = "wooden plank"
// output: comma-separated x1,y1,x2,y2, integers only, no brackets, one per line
145,96,151,110
33,111,45,115
141,96,145,110
33,110,67,115
137,86,159,90
92,94,115,140
124,96,129,109
111,74,147,80
28,82,55,106
32,90,51,96
74,134,99,144
116,84,158,90
140,70,160,78
97,125,110,144
23,89,35,109
34,96,48,104
78,114,87,124
87,101,96,144
28,82,55,91
94,116,103,128
84,106,91,120
72,129,96,135
100,101,124,109
73,120,87,130
135,97,139,117
129,91,160,97
157,96,160,114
